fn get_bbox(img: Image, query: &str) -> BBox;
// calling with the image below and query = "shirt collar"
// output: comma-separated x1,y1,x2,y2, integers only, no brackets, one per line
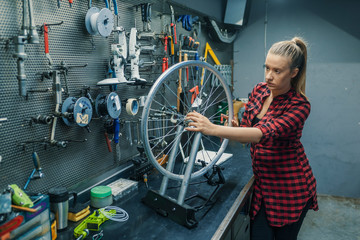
263,84,295,100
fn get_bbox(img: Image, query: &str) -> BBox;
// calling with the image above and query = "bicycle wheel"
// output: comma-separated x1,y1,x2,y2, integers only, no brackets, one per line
141,60,233,181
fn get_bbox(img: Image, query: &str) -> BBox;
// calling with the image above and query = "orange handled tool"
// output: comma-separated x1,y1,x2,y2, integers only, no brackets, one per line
164,36,168,54
162,57,168,72
190,86,199,104
43,23,53,66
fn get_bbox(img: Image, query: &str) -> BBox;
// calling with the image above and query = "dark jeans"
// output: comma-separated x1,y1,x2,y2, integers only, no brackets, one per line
250,199,312,240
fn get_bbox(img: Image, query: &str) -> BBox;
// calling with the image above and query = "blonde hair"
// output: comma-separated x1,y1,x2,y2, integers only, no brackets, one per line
269,37,308,99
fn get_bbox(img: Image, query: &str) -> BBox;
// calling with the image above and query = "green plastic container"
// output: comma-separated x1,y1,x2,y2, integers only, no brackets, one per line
90,186,113,208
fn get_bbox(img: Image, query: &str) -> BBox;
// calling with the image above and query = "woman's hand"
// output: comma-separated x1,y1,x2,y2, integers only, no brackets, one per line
185,111,216,135
221,114,239,127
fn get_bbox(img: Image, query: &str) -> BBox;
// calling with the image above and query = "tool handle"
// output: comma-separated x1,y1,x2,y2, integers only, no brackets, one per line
32,152,41,170
170,36,174,56
104,132,112,152
113,118,120,144
11,204,37,213
44,24,49,54
177,52,182,112
184,53,189,82
162,58,166,72
164,36,168,54
112,0,118,15
172,24,177,44
195,52,199,70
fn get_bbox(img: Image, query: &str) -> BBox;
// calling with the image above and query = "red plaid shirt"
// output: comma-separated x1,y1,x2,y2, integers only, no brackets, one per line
240,82,318,227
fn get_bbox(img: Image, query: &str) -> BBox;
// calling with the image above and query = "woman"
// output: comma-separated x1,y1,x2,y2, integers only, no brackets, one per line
186,37,318,240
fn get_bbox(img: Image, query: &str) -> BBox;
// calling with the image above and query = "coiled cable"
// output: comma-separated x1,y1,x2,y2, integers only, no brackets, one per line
99,206,129,222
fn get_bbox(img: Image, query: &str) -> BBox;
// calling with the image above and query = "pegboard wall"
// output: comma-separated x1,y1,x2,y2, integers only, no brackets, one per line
0,0,233,194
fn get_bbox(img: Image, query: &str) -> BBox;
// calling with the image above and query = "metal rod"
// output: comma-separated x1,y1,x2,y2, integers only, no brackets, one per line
159,125,184,195
27,0,39,44
177,132,202,205
21,0,29,36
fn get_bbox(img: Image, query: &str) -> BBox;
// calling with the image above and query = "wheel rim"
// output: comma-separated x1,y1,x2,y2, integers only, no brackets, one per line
141,60,234,181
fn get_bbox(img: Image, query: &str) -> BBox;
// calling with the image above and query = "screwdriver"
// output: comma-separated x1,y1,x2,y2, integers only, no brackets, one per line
143,173,148,188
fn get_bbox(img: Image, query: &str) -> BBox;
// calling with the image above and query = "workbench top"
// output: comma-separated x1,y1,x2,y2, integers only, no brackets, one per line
57,141,253,240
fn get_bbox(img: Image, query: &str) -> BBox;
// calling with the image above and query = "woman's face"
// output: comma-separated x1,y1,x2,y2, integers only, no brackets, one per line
264,53,298,95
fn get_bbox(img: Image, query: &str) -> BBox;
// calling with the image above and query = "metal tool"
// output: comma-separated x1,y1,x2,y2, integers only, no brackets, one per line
30,114,53,125
75,229,89,240
41,21,63,67
51,70,62,146
92,230,103,240
111,26,127,83
128,28,146,84
13,0,39,97
169,5,177,44
26,0,39,44
43,23,53,66
24,152,44,190
136,3,152,32
125,120,132,146
140,44,156,52
59,61,88,96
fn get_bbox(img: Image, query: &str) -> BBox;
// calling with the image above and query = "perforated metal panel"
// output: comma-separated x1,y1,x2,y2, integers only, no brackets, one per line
0,0,233,194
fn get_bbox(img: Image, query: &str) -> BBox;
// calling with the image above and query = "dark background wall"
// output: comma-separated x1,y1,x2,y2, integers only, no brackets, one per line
0,0,233,194
233,0,360,198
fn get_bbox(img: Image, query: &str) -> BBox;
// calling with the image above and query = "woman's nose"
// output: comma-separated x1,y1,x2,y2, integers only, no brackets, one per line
265,71,273,80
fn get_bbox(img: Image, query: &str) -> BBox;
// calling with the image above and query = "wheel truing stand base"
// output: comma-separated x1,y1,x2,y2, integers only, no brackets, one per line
142,189,198,229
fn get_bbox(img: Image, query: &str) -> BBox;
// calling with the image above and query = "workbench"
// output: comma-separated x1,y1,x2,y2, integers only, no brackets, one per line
57,141,254,240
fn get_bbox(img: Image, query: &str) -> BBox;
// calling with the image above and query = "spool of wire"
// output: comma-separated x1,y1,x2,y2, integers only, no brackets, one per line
99,206,129,222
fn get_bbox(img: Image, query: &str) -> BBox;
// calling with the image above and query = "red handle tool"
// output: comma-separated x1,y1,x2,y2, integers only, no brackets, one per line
104,132,112,152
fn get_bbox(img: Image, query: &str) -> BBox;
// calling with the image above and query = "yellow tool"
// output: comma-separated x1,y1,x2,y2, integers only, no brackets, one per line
73,209,115,239
177,50,183,112
200,42,221,85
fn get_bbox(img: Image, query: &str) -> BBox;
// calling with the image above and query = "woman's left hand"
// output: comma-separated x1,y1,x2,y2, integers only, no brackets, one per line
185,111,216,135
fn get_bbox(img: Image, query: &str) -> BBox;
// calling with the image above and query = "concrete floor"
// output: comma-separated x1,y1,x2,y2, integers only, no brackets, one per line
298,194,360,240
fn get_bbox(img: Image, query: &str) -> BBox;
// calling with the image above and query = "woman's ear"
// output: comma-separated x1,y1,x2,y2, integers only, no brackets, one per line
291,68,299,78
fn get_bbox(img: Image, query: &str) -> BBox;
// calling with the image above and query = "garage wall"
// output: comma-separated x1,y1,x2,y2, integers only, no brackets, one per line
0,0,233,194
233,0,360,198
